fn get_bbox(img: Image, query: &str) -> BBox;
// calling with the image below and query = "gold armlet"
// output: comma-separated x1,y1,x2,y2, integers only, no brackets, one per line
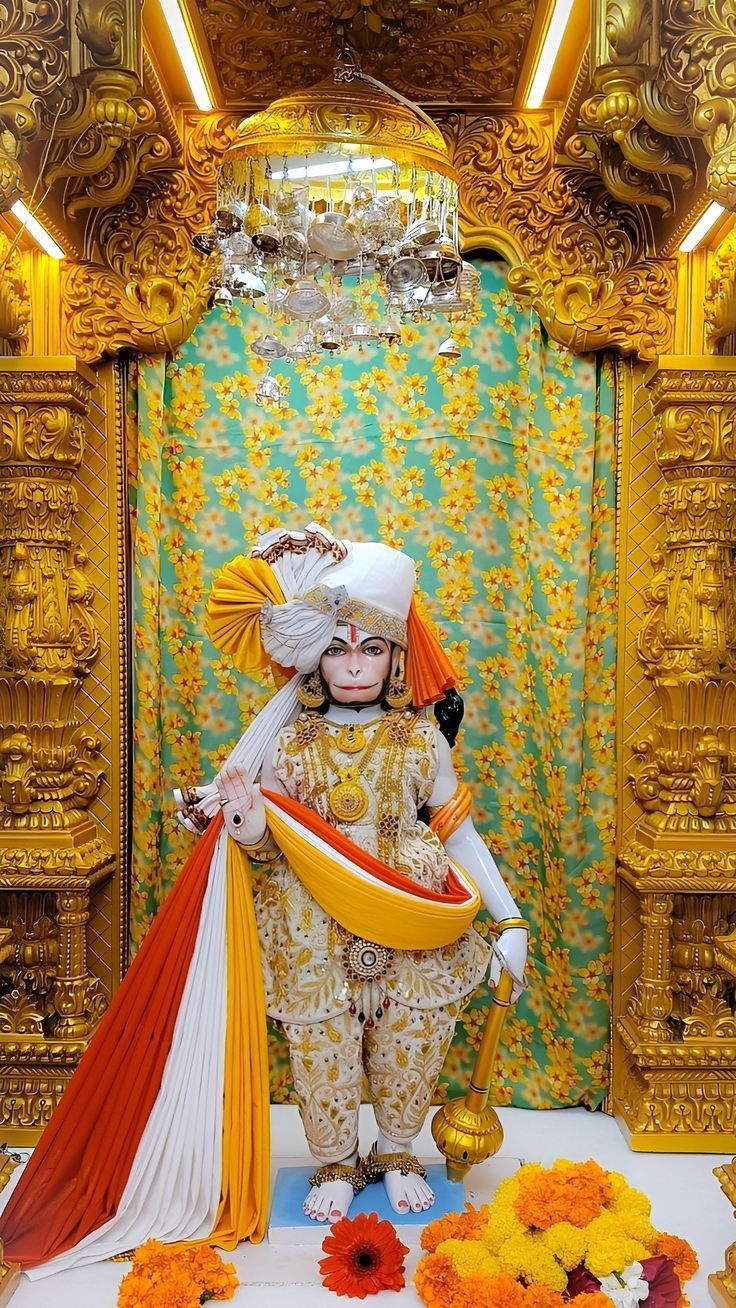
308,1160,369,1194
494,917,529,933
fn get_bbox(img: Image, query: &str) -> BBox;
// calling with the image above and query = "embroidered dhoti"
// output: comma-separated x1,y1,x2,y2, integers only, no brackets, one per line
281,989,460,1163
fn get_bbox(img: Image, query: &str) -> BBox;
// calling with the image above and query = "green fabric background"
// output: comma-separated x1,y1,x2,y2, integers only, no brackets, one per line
129,256,616,1109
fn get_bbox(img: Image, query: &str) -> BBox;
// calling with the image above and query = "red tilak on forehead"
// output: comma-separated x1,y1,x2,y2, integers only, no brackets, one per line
348,624,359,645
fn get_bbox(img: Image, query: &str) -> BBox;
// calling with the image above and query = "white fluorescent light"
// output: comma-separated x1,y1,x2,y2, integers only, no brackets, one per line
679,201,725,253
526,0,576,108
10,201,64,258
270,156,394,182
158,0,213,110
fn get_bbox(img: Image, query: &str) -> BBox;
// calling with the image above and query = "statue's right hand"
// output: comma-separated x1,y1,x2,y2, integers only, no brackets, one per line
214,761,267,845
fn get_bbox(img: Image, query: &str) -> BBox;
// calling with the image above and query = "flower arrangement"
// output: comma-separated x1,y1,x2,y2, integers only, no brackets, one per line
319,1211,409,1299
414,1160,698,1308
117,1240,239,1307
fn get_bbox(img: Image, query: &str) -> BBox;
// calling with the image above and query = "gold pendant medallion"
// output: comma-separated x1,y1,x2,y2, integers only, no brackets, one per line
334,723,367,754
329,774,369,822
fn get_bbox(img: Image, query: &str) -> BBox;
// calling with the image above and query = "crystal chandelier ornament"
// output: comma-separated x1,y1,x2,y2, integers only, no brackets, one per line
192,47,475,365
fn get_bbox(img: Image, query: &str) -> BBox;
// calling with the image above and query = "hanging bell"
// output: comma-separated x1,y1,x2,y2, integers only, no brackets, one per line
214,205,241,237
437,334,461,361
212,286,233,309
251,224,281,257
351,317,379,345
250,333,287,361
283,277,330,322
377,316,401,345
317,321,343,352
192,227,217,256
386,255,428,294
291,328,319,360
254,368,284,409
281,229,308,261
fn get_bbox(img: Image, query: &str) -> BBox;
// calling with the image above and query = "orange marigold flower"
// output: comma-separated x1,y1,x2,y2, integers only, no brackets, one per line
514,1161,613,1230
420,1203,491,1252
414,1251,461,1308
523,1286,571,1307
320,1211,409,1299
656,1233,699,1285
568,1294,615,1307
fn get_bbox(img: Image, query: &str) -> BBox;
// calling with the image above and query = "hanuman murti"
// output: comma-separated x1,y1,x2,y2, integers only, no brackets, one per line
0,524,527,1276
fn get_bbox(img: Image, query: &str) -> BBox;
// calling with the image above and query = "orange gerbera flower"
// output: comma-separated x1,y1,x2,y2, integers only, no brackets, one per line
319,1211,409,1299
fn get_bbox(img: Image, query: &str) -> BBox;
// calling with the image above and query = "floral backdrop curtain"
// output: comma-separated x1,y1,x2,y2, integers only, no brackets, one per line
128,256,616,1110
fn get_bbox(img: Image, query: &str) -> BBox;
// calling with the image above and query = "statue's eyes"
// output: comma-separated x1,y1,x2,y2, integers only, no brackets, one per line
324,645,345,656
363,644,386,656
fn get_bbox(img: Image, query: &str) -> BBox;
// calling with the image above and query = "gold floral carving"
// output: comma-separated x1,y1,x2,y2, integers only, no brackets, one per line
705,229,736,351
0,0,174,228
63,112,238,360
0,235,29,354
443,112,675,359
615,361,736,1153
559,0,736,214
198,0,536,107
0,361,116,1140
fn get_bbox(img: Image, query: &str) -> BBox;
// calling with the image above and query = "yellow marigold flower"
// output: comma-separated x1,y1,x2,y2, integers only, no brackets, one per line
437,1238,500,1278
541,1220,588,1270
482,1202,526,1252
584,1232,648,1279
498,1232,567,1293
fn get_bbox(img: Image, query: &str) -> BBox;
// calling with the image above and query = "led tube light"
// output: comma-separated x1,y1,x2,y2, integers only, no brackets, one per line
526,0,576,108
159,0,213,111
679,201,725,253
10,201,65,258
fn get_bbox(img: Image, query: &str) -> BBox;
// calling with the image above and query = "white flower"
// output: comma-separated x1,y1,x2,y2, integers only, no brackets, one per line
599,1262,650,1308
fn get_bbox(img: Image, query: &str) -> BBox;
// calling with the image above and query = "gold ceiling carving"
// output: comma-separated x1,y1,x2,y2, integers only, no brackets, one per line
559,0,736,213
198,0,535,106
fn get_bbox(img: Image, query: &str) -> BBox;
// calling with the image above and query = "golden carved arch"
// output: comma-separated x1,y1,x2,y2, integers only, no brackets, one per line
60,108,676,364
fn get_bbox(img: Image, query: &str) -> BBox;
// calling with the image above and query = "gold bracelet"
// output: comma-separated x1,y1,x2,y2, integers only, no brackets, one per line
241,827,273,854
495,917,529,933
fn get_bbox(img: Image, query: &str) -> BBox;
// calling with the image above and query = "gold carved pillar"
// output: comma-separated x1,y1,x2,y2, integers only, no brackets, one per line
0,359,115,1141
615,358,736,1151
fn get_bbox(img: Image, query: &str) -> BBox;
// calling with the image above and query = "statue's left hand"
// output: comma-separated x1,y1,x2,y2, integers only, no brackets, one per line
488,927,528,1003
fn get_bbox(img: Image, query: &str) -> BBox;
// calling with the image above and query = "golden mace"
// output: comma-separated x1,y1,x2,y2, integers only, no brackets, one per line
431,966,515,1182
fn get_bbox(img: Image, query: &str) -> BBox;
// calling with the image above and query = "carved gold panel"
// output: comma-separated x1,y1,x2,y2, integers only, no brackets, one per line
614,358,736,1154
0,358,128,1143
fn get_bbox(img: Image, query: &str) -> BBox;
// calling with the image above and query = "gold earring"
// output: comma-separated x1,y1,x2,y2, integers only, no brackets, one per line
297,670,327,708
385,650,412,709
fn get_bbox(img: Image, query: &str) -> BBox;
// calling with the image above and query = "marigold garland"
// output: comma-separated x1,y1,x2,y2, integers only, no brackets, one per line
319,1211,409,1299
117,1240,238,1307
413,1160,698,1308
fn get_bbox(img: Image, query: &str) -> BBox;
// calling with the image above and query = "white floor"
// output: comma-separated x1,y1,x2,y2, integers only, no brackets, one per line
8,1104,732,1306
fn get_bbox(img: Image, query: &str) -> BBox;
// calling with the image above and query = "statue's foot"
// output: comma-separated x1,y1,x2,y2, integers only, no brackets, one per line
303,1177,355,1223
382,1169,435,1214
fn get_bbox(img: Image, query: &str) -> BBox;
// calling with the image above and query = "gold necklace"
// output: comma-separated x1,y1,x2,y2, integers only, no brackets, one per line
317,718,390,823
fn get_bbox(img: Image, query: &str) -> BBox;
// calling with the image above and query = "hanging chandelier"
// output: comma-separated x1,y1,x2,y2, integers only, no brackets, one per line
192,50,478,377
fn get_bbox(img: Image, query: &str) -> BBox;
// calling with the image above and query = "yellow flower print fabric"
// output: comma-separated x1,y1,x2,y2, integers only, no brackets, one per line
130,256,616,1109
